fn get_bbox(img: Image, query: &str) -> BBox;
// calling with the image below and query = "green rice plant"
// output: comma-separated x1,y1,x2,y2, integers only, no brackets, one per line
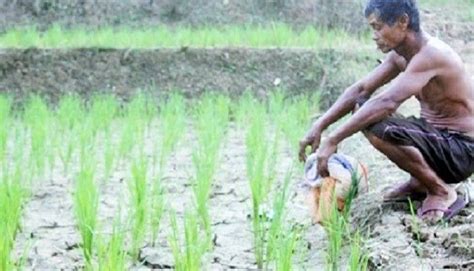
89,94,119,136
234,91,259,128
348,231,369,271
103,134,116,183
265,170,294,270
280,94,320,152
149,176,166,246
323,171,367,271
153,93,186,176
74,160,99,267
23,95,52,178
118,93,150,161
55,94,87,174
192,94,230,242
0,166,27,270
245,100,282,269
275,226,301,271
128,157,148,260
97,213,127,271
0,96,11,165
322,196,346,271
168,209,208,271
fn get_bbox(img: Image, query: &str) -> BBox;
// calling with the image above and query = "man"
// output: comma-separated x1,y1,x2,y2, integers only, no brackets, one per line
298,0,474,223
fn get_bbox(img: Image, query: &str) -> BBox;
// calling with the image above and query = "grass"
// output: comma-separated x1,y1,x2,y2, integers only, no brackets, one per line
0,24,372,49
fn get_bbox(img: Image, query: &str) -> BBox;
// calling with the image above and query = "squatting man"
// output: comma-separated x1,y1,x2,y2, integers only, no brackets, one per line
298,0,474,223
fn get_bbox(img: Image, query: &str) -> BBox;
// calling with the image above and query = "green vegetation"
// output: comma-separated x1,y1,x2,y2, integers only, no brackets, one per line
0,166,27,270
322,173,369,271
192,94,230,244
168,210,208,271
74,161,99,268
0,24,371,49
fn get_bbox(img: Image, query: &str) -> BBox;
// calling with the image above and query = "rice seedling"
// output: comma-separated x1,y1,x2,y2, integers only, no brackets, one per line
348,231,369,271
192,94,230,243
152,93,186,177
245,99,281,269
118,93,150,161
88,94,119,136
265,170,294,270
0,96,11,165
128,157,148,260
0,165,27,270
23,95,52,178
55,94,87,175
97,213,127,271
275,226,301,271
322,171,369,271
149,176,166,246
74,159,99,267
168,209,208,271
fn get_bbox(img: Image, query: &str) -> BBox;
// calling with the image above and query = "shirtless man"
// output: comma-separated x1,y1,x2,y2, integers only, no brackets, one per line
298,0,474,223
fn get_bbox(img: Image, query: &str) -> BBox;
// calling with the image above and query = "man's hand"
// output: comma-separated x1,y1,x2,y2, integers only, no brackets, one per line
316,137,338,177
298,128,322,162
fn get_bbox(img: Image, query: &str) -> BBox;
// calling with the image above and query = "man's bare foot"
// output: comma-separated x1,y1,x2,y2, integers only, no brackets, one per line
418,187,458,224
383,177,427,201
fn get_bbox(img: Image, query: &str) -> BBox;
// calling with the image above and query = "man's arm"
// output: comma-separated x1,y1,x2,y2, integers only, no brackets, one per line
327,52,437,145
298,52,402,161
314,51,438,177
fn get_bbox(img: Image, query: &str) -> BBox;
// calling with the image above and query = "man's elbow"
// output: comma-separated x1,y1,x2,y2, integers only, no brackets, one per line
379,97,399,115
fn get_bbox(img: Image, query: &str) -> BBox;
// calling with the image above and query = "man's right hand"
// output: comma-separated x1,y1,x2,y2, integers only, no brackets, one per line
298,129,322,162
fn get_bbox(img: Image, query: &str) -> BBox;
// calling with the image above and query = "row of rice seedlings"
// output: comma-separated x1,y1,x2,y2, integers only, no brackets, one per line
128,157,148,260
0,165,28,270
73,157,99,269
245,100,281,269
149,94,186,245
323,173,369,271
192,94,230,244
0,24,371,49
168,209,208,271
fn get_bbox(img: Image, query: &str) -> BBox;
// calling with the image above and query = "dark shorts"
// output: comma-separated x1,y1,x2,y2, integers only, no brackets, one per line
365,116,474,183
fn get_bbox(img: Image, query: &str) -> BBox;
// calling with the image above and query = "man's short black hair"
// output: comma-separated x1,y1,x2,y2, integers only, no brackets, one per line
365,0,420,32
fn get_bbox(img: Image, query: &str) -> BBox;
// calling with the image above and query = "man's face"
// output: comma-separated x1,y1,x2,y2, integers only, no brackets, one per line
367,13,406,53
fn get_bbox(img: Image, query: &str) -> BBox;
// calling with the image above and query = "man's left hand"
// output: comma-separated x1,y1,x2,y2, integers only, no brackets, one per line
316,137,338,177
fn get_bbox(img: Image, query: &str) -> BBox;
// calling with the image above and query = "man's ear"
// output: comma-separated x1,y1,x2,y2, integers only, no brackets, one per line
398,13,409,31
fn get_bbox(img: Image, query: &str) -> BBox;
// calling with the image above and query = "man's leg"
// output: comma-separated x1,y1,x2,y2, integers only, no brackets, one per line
364,131,457,222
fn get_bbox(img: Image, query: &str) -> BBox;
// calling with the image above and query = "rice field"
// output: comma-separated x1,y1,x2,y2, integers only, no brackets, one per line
0,24,372,49
0,91,370,270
